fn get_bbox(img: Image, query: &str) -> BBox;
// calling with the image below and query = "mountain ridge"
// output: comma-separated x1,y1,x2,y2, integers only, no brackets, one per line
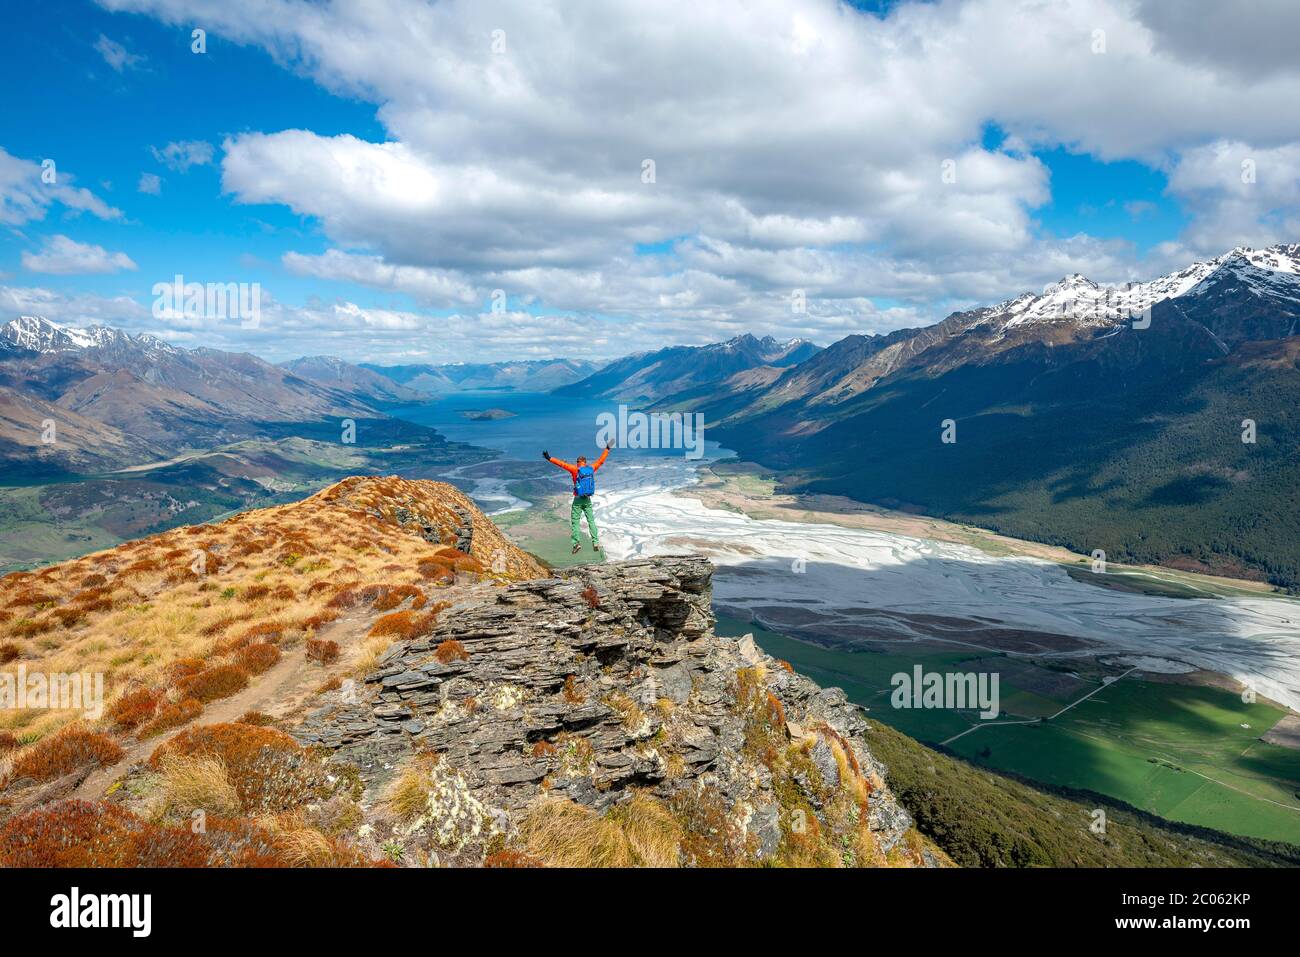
555,333,820,403
698,243,1300,589
0,477,936,868
0,317,438,476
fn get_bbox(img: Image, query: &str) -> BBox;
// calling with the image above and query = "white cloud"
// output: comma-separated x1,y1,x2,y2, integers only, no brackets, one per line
0,147,123,226
0,284,147,326
137,172,162,195
1164,140,1300,254
21,235,138,275
94,33,143,72
150,140,214,172
87,0,1300,357
282,250,477,306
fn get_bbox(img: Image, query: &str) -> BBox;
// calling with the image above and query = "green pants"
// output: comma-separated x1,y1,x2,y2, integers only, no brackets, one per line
570,495,599,547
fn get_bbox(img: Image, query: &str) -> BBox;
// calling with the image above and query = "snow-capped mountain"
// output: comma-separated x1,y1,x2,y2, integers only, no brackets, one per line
0,316,411,474
705,243,1300,592
982,244,1300,335
0,315,178,358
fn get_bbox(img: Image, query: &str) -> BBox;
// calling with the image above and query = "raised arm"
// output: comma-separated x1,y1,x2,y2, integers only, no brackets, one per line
543,450,579,476
591,445,611,471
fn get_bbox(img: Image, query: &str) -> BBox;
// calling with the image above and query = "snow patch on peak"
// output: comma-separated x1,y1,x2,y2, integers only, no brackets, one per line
1,315,178,356
987,242,1300,335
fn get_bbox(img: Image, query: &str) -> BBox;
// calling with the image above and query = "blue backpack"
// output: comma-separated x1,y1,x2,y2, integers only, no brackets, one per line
575,465,596,497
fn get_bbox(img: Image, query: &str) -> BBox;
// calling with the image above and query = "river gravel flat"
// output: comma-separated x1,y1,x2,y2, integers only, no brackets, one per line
598,476,1300,712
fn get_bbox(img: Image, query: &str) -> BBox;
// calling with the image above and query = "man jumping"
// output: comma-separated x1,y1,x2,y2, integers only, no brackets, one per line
543,441,612,554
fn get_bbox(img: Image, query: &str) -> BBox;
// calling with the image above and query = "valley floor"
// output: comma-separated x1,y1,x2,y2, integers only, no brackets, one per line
561,458,1300,845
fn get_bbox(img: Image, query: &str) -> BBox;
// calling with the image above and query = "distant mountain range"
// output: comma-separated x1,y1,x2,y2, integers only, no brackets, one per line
554,333,820,402
0,317,437,475
6,244,1299,587
362,357,601,393
660,245,1300,589
279,355,426,405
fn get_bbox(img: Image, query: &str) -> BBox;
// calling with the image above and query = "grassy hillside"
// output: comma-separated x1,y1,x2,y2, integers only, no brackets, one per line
0,431,491,574
717,336,1300,591
724,615,1300,843
866,719,1300,867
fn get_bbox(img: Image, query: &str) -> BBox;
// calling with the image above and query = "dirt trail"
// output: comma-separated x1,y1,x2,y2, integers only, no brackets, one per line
70,618,369,802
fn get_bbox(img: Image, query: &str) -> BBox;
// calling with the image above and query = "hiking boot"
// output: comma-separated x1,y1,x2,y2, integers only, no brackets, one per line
571,543,582,554
591,542,601,552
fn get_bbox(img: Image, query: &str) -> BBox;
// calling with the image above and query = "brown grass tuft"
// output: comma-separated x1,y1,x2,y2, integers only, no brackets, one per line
516,798,648,868
305,638,340,665
157,751,241,816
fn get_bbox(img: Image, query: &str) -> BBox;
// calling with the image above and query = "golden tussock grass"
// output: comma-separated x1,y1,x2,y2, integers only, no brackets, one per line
0,477,541,749
385,762,434,823
516,793,682,868
157,751,241,817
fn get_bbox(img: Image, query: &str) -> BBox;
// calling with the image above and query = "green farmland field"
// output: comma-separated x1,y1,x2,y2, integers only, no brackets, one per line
719,614,1300,844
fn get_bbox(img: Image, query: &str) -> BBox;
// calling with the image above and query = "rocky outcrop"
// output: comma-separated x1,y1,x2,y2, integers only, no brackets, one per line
297,555,928,866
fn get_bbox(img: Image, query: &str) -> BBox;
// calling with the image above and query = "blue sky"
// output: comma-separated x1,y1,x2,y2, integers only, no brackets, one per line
1,0,1296,363
0,2,380,306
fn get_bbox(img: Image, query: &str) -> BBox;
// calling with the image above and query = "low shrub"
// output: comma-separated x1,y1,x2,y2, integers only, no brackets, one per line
433,639,468,664
4,725,123,786
234,642,281,676
562,675,585,705
368,603,448,641
306,638,340,665
6,590,58,608
167,657,206,681
10,618,53,638
138,698,202,739
0,800,380,868
50,607,85,628
326,583,386,611
108,687,163,731
150,723,335,814
484,849,543,868
0,800,209,867
299,610,339,632
176,664,249,703
373,584,427,611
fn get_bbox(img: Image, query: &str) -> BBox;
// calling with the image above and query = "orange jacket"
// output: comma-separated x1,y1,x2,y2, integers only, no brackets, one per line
547,447,609,494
